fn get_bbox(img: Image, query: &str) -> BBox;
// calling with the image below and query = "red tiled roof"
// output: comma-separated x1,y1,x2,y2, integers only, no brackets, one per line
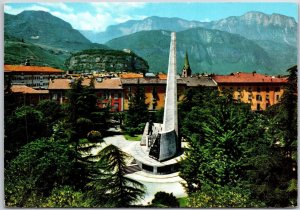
48,79,71,89
120,73,143,78
48,78,122,90
157,73,167,80
11,85,49,94
94,78,122,89
213,72,288,84
4,65,64,73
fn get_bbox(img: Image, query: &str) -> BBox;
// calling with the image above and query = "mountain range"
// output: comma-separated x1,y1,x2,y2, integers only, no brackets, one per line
106,29,274,74
82,12,297,47
5,11,108,52
4,10,298,74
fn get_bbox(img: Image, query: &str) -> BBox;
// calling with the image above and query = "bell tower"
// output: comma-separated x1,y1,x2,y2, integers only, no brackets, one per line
181,51,192,77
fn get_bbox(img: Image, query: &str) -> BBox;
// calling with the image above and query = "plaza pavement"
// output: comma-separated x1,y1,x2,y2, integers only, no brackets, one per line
92,128,187,205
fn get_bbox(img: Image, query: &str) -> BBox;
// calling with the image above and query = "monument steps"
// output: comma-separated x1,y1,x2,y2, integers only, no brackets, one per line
125,164,142,174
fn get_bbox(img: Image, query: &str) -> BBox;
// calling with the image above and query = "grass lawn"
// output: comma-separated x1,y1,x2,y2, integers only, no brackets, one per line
124,134,142,141
178,197,188,207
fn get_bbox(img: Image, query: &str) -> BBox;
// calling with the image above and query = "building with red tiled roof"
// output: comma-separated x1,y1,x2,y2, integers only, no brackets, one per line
8,85,49,105
157,73,167,80
120,73,144,79
4,65,64,73
11,85,49,94
212,72,288,111
4,65,64,89
48,78,123,111
213,72,287,84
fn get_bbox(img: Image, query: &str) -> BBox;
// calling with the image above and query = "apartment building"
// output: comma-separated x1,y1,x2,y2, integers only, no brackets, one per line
213,72,287,111
4,65,64,89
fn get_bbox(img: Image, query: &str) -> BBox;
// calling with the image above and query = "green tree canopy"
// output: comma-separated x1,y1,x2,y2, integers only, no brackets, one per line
151,191,179,207
124,84,148,135
5,105,47,164
88,144,145,207
5,137,77,207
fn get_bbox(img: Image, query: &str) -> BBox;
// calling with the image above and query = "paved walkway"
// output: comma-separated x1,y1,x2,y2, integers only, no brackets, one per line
93,128,187,205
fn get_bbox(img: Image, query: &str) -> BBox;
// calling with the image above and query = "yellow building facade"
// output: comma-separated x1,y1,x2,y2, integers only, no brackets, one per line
213,72,287,111
121,77,186,111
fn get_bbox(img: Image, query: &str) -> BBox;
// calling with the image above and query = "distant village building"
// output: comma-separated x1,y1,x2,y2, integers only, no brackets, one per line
181,51,192,78
120,73,143,79
4,65,64,89
123,49,131,54
213,72,287,111
181,76,217,88
4,63,288,112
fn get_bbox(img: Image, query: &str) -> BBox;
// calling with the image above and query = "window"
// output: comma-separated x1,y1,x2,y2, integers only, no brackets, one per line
266,95,269,100
257,87,261,92
237,95,241,102
248,94,252,100
105,92,110,99
257,103,261,111
275,87,280,92
153,103,157,110
113,103,119,111
256,95,262,101
114,93,118,99
237,87,241,92
248,87,252,92
229,87,233,91
276,95,280,101
152,87,157,96
266,87,270,93
52,94,58,100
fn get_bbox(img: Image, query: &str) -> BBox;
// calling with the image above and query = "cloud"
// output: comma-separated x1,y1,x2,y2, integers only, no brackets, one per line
4,4,50,15
90,2,146,13
4,2,148,32
52,11,111,31
37,3,73,13
201,18,211,22
114,15,147,24
88,2,147,31
52,2,148,31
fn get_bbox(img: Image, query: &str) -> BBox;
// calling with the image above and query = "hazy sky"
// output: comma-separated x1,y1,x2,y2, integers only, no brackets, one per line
4,2,298,32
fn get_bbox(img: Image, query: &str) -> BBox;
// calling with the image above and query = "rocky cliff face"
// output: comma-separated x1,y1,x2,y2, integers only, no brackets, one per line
82,11,297,46
207,11,297,46
83,16,207,43
65,49,149,73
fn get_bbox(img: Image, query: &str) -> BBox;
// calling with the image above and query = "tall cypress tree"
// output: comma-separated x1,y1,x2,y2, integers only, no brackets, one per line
124,81,148,134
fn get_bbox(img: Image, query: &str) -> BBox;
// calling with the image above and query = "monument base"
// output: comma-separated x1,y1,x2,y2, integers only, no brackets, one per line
136,161,179,174
132,142,183,174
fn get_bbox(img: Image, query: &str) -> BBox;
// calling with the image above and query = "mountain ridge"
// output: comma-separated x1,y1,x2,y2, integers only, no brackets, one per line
106,28,279,74
4,10,101,52
4,10,297,75
81,11,297,46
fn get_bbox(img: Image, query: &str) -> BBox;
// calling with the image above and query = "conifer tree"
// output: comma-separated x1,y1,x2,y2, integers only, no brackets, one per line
88,144,145,207
124,82,148,134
